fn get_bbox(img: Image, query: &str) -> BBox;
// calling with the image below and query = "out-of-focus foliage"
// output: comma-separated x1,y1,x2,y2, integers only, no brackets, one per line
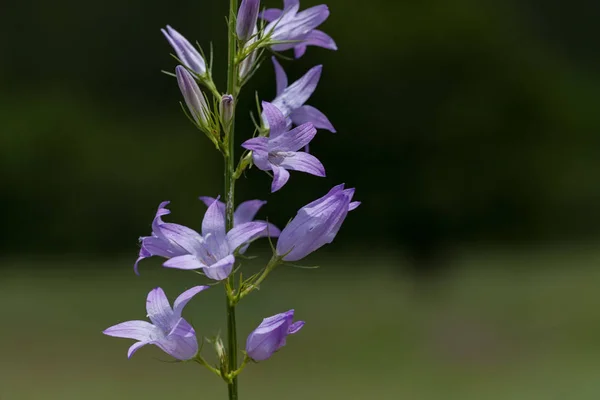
1,0,600,259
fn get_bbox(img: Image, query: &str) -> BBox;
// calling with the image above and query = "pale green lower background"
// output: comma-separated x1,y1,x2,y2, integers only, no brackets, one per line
2,246,600,399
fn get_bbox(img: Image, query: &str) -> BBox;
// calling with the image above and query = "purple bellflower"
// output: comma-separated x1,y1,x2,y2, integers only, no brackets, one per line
162,25,207,76
198,197,281,247
103,286,208,360
176,66,209,126
135,199,270,280
236,0,261,42
242,101,325,192
245,310,304,361
261,0,337,58
271,57,335,133
276,184,360,261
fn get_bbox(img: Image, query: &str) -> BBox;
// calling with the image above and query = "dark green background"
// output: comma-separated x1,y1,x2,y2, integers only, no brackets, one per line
2,0,600,399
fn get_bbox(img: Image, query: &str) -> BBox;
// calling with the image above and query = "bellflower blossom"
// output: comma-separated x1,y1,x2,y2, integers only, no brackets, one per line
261,0,337,58
242,101,325,192
198,197,281,245
135,199,269,280
276,184,360,261
245,310,304,361
103,286,208,360
271,57,335,133
162,25,207,75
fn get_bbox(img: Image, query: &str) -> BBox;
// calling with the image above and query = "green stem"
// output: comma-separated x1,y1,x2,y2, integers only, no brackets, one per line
239,256,280,300
225,0,239,399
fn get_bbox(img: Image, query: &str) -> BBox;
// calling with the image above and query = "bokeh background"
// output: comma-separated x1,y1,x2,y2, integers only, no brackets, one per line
2,0,600,398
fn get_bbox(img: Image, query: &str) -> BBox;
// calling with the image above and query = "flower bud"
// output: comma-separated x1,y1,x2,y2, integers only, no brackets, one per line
236,0,260,43
276,184,360,261
162,25,206,75
176,65,209,126
245,310,304,361
220,94,234,128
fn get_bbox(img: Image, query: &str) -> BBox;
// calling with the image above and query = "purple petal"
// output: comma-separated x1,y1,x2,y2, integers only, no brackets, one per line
199,196,226,214
103,320,158,341
348,201,361,211
284,0,299,9
294,45,307,58
162,26,206,75
270,5,329,48
163,254,208,270
234,200,267,225
202,197,226,240
276,185,355,261
154,317,198,360
127,341,150,358
241,136,269,153
269,123,317,152
271,165,291,192
272,65,322,118
279,152,326,177
236,0,260,42
146,287,175,332
227,221,268,252
261,101,288,137
260,8,283,22
290,105,336,132
288,320,305,334
202,254,235,281
173,286,210,320
293,27,338,58
272,57,288,96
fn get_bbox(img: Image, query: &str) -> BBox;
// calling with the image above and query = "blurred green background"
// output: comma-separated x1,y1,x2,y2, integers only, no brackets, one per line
2,0,600,398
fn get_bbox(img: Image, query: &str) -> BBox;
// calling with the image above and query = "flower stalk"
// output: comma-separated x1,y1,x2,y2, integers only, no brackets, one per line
225,0,240,398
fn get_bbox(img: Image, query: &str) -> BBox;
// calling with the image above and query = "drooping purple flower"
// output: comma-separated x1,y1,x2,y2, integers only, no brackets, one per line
236,0,261,42
198,197,281,246
176,66,209,126
260,0,337,58
271,57,335,133
245,310,304,361
161,25,207,75
103,286,208,360
276,184,360,261
135,199,269,280
242,102,325,192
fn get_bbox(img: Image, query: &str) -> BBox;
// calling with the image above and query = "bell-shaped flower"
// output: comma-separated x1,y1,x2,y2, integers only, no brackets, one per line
271,57,335,133
135,199,269,280
236,0,260,43
161,25,207,75
103,286,208,360
198,197,281,249
245,310,304,361
276,184,360,261
176,66,210,126
261,0,337,58
242,102,325,192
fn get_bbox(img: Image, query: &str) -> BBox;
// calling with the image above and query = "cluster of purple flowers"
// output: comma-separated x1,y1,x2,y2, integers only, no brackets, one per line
105,0,358,373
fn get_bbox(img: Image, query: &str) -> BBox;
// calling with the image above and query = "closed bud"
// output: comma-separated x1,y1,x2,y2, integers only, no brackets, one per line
236,0,260,42
176,65,209,126
162,25,207,75
245,310,304,361
220,94,234,128
276,184,360,261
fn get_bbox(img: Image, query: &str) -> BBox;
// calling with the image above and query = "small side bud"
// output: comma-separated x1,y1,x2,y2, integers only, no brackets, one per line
245,310,304,361
176,65,209,127
214,336,228,373
220,94,234,128
236,0,260,43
